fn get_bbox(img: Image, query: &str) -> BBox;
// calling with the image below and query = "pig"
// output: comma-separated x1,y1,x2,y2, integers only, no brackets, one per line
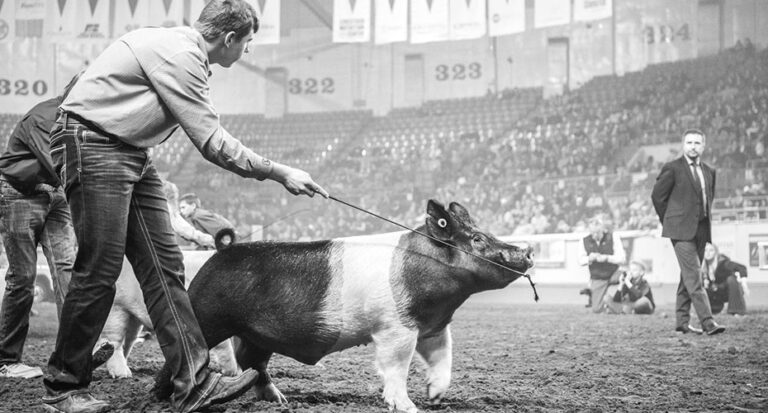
97,250,239,378
155,200,534,412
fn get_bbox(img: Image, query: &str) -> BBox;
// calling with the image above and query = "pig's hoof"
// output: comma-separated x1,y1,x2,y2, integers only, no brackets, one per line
386,400,418,413
254,383,287,404
106,362,132,378
389,406,419,413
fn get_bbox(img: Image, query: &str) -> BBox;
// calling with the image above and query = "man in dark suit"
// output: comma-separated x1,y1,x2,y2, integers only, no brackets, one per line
651,129,725,335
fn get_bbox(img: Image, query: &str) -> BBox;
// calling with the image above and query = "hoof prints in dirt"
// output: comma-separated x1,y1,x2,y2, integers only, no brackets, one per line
4,301,767,412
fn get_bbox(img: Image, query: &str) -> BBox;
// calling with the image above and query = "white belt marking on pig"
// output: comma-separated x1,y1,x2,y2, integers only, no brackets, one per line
327,231,406,352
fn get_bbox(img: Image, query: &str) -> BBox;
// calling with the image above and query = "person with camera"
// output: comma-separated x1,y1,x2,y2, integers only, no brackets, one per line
607,261,655,315
700,243,748,316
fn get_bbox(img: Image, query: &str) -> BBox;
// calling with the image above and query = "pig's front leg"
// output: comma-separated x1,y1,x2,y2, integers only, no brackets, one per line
373,325,419,413
416,325,452,405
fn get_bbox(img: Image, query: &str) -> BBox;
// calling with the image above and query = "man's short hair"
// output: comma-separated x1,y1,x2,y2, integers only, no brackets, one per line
682,128,706,143
195,0,259,41
179,193,202,208
629,261,646,273
588,212,611,230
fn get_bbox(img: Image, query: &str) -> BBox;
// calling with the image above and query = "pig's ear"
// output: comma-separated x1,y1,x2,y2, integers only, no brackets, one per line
448,202,474,226
426,199,453,241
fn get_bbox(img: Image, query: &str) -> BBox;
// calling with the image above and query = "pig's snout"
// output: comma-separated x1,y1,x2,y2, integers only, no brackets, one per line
499,245,534,270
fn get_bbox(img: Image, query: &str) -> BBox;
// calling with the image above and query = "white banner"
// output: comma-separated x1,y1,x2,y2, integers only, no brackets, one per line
45,0,78,41
250,0,280,45
113,0,150,38
573,0,611,22
449,0,486,40
534,0,570,28
0,0,15,42
374,0,406,44
148,0,183,28
75,0,110,39
410,0,449,44
333,0,370,43
488,0,525,37
13,0,44,38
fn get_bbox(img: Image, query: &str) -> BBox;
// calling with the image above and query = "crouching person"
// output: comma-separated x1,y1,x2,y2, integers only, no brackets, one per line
578,213,626,313
700,243,748,316
607,261,655,315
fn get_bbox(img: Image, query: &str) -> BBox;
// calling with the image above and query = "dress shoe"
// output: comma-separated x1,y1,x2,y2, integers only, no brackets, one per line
193,368,259,411
41,390,110,413
675,324,703,335
703,320,726,336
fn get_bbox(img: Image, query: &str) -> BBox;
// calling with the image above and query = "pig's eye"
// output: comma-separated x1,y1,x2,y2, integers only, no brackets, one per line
472,235,485,246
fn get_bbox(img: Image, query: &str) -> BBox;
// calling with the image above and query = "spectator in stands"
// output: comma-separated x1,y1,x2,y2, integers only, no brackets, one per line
607,261,655,315
162,181,215,250
651,129,725,336
578,213,626,312
0,76,113,380
42,1,328,412
700,243,748,316
179,193,235,248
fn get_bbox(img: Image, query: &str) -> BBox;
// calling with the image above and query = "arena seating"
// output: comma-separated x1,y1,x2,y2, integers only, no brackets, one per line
1,45,766,240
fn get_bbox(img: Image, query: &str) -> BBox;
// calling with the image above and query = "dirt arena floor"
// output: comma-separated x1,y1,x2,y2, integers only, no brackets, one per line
2,284,766,413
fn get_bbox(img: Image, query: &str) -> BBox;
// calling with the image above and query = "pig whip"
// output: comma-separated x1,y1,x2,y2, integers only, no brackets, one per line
325,195,539,302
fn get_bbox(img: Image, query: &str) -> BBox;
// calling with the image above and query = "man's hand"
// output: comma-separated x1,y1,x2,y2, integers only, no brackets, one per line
270,162,329,198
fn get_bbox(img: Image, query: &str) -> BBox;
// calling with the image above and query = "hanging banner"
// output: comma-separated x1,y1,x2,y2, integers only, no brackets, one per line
333,0,370,43
488,0,525,37
15,0,45,38
449,0,486,40
188,0,210,25
0,0,14,42
410,0,449,44
148,0,183,28
250,0,280,45
534,0,570,28
75,0,110,39
113,0,150,38
45,0,78,41
573,0,611,22
374,0,406,44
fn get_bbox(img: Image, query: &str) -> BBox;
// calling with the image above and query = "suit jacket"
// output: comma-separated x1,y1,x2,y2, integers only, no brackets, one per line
651,156,715,241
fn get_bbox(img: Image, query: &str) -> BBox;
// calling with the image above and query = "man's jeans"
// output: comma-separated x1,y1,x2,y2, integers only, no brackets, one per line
0,180,75,365
44,117,220,412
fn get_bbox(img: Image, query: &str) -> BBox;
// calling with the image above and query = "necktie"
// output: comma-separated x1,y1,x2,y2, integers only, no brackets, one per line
691,162,707,217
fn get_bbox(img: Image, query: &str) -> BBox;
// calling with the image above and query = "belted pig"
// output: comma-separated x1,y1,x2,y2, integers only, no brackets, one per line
154,200,534,412
97,250,239,378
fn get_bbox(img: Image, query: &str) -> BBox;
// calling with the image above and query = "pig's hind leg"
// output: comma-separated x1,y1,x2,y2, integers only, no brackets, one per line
234,338,287,403
415,325,453,405
100,309,142,378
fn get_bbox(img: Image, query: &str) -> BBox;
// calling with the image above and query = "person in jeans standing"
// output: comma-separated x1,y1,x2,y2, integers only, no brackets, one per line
0,77,113,381
42,1,327,412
